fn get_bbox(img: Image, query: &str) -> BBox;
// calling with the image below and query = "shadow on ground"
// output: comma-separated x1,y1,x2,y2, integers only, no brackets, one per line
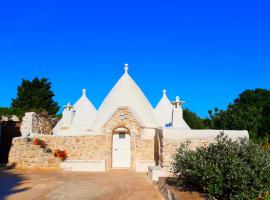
0,170,29,199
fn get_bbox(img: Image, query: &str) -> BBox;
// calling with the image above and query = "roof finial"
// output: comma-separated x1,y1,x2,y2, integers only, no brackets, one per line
163,89,167,96
124,64,129,73
172,96,185,108
64,102,73,111
82,88,86,96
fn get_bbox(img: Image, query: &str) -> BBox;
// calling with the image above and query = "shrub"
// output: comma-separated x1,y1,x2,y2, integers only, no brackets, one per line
172,134,270,200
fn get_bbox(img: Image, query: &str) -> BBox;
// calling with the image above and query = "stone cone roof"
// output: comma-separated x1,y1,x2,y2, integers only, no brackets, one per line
93,67,158,131
71,89,97,132
154,90,173,127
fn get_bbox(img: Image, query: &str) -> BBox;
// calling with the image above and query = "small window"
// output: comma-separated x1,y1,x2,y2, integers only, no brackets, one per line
119,133,125,139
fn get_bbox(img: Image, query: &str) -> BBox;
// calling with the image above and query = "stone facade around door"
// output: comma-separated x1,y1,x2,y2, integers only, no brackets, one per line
102,107,155,169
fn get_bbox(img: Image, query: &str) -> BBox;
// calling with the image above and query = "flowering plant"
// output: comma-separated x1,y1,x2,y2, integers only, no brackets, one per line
54,149,68,161
33,138,47,148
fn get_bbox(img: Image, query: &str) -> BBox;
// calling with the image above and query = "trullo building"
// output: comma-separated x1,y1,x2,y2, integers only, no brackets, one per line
9,64,248,173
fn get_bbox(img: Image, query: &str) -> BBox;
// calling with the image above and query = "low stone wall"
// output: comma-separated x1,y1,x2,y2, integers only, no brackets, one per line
8,134,156,170
9,137,61,169
161,138,216,168
160,129,249,168
36,135,112,161
9,135,112,169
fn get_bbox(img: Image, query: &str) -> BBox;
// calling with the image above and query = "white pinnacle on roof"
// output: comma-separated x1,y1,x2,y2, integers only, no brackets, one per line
71,89,97,133
93,64,158,131
53,102,75,135
124,63,129,73
154,89,173,127
171,96,190,129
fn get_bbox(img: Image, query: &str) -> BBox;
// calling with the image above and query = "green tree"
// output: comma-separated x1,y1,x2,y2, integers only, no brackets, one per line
205,107,223,129
11,77,59,115
183,108,207,129
207,89,270,142
0,107,24,119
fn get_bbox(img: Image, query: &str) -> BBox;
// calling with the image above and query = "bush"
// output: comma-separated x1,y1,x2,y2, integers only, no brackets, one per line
172,134,270,200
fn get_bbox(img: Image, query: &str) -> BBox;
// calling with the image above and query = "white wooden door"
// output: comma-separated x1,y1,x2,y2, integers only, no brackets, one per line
112,133,131,168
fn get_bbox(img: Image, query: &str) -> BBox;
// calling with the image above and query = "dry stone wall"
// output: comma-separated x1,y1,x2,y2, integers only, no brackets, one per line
158,130,248,169
9,137,61,169
20,112,56,136
9,135,112,169
161,137,216,168
37,135,112,161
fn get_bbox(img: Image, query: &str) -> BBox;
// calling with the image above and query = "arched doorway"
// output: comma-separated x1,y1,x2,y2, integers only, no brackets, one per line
112,127,131,168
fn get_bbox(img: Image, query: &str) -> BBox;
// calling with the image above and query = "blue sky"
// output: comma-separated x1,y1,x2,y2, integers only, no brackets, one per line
0,0,269,117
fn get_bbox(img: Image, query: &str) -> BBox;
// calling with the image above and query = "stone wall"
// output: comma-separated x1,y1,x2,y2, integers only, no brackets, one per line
37,135,112,161
159,129,248,168
8,133,155,170
0,121,21,164
161,138,216,168
20,112,56,136
9,137,61,169
102,107,141,134
136,139,155,160
9,123,248,170
9,135,112,169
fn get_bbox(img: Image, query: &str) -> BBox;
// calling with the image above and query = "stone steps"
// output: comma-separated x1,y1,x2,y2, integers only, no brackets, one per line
60,160,106,172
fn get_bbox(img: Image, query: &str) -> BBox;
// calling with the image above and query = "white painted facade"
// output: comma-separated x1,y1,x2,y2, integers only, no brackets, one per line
162,128,249,140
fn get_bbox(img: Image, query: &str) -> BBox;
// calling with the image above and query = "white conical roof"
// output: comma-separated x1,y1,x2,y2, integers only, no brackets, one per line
154,89,173,127
93,65,158,131
71,89,97,133
52,118,63,135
